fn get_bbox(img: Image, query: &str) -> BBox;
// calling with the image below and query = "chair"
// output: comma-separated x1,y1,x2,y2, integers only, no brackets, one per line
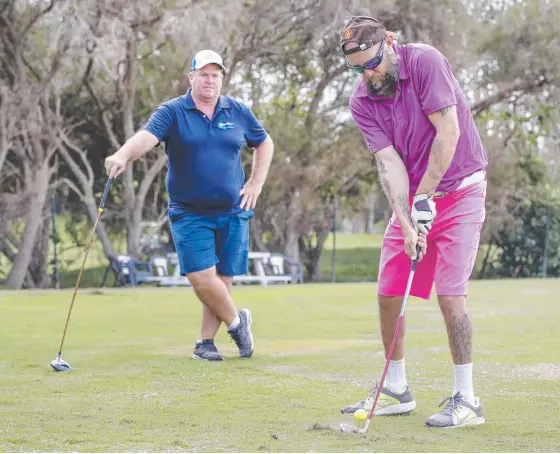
270,253,304,284
149,255,169,278
232,252,303,286
100,255,152,287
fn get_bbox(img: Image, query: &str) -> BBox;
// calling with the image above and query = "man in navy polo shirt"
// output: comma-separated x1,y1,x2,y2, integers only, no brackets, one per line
104,49,274,361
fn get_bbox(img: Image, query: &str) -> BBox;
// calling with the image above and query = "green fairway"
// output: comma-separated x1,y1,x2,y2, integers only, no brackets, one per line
1,279,559,452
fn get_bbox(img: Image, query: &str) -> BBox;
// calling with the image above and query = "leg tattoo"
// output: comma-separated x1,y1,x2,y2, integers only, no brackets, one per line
450,313,472,365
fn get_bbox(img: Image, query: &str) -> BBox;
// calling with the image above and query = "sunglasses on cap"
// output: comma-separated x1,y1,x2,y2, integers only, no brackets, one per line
346,38,386,73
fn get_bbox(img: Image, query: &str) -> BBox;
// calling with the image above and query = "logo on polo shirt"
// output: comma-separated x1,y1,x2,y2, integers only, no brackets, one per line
217,121,235,130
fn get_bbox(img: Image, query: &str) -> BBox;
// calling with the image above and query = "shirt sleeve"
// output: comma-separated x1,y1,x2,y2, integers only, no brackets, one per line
350,98,393,154
242,105,268,148
143,104,176,144
415,48,457,115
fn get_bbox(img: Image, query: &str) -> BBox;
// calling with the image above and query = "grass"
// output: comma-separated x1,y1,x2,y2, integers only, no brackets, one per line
1,279,559,452
321,233,383,283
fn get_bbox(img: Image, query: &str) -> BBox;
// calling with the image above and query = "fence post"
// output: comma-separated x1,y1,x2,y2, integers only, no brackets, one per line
331,195,338,283
50,194,60,289
542,204,551,278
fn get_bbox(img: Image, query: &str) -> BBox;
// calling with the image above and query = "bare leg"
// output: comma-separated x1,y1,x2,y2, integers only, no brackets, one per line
198,275,233,339
187,267,237,328
379,295,406,360
438,295,472,365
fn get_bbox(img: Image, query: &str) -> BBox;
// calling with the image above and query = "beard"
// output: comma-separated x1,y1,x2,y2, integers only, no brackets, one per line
366,51,399,97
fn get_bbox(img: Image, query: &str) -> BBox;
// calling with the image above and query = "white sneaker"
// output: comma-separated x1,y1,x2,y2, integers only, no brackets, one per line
341,384,417,416
426,392,485,428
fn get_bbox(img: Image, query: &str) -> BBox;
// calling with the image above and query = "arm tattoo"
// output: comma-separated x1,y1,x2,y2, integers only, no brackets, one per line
426,137,447,192
450,313,473,365
396,194,411,221
375,154,412,224
375,154,390,196
439,106,451,116
375,154,388,176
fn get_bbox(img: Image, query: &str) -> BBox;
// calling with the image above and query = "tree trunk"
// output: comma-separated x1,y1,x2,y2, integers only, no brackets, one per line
366,191,376,234
6,163,50,289
284,192,301,262
84,189,117,259
127,154,167,258
307,228,329,282
28,213,51,288
127,208,143,258
478,237,494,279
122,33,140,257
250,217,267,252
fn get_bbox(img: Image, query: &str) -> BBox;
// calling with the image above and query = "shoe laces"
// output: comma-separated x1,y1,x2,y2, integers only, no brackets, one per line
199,340,218,352
229,316,250,346
367,383,381,400
228,326,244,345
438,392,463,416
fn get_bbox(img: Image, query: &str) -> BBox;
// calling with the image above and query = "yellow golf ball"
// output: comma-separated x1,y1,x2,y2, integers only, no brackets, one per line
354,409,368,421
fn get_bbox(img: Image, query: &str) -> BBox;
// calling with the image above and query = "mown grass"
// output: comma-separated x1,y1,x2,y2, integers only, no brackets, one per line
1,279,559,452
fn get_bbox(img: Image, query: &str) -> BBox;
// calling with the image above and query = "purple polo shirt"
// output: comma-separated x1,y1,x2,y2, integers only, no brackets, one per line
350,43,488,195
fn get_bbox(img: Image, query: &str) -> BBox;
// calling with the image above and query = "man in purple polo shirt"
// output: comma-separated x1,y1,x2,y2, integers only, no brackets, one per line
339,16,488,428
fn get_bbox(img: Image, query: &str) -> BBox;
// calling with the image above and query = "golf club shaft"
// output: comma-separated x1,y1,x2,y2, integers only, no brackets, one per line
57,178,113,356
367,247,420,420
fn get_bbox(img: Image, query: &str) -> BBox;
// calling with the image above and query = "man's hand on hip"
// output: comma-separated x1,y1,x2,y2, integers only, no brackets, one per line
412,194,436,234
239,179,263,211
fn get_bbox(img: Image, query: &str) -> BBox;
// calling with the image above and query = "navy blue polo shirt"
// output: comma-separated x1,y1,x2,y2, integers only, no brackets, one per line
143,90,268,215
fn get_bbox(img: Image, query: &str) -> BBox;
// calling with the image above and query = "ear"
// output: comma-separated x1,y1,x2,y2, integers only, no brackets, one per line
386,32,397,47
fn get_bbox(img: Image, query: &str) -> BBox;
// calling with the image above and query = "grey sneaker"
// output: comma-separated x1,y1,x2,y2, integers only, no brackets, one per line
341,384,416,416
228,309,254,358
426,392,485,428
192,339,224,361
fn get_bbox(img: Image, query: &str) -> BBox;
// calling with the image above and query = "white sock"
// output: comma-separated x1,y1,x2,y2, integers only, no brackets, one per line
385,358,407,393
228,314,240,331
453,363,475,405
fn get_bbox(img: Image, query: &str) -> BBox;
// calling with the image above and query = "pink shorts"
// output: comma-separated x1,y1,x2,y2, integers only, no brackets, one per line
378,180,487,299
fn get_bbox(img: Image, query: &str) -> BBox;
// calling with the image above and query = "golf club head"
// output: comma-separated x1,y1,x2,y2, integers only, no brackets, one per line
340,419,371,434
50,357,72,372
340,423,360,433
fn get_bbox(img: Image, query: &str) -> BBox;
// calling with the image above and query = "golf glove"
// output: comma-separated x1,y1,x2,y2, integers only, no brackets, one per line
411,194,436,234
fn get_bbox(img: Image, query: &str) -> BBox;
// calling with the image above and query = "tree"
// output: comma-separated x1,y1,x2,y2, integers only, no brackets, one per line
0,1,73,288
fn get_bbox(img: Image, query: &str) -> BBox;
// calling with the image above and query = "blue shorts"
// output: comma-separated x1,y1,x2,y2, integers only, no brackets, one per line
168,207,253,276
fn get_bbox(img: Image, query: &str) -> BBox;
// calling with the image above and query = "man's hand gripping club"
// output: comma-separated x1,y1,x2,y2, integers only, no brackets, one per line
411,194,436,235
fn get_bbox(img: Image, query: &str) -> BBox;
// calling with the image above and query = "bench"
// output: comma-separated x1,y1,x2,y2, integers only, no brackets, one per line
100,254,171,287
158,251,303,287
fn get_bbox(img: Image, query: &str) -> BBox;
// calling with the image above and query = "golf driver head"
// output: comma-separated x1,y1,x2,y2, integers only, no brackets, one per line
50,357,72,372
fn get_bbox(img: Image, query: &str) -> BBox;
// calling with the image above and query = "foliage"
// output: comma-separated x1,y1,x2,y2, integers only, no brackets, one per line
1,0,560,287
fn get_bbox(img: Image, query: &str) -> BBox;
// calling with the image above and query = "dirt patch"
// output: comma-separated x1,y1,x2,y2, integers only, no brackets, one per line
480,363,560,380
513,363,560,380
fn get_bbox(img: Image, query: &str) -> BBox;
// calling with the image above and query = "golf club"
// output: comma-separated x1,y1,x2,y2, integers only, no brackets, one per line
340,246,420,434
50,177,113,372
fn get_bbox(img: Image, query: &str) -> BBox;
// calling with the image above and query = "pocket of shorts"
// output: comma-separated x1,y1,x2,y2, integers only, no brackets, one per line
168,207,181,223
168,207,195,224
237,210,254,221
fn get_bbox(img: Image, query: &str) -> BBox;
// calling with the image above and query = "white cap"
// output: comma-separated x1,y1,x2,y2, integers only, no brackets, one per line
190,50,226,73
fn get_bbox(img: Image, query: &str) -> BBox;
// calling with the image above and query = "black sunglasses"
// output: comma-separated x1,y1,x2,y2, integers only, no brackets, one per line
346,38,386,73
